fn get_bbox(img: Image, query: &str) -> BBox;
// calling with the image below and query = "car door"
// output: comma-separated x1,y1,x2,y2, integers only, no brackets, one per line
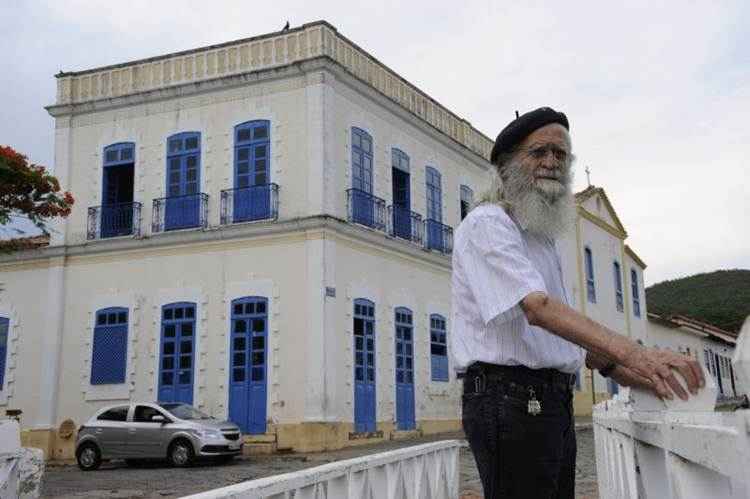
128,405,170,458
93,405,131,458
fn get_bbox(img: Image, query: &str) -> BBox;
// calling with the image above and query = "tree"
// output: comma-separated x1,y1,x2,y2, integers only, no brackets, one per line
0,145,74,248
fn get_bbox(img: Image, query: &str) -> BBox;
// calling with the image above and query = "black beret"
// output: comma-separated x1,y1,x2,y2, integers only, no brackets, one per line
490,107,569,164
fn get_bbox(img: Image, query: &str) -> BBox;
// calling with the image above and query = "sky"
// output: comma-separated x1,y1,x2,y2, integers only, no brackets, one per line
1,1,748,285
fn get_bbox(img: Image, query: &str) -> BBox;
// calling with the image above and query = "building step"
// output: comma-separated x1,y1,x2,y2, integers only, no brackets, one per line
242,442,277,455
243,432,277,444
390,429,423,440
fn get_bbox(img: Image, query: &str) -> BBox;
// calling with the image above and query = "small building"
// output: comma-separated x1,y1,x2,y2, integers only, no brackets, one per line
0,21,648,459
647,313,742,398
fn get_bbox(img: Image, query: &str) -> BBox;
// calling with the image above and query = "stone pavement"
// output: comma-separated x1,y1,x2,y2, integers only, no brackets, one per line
42,422,598,498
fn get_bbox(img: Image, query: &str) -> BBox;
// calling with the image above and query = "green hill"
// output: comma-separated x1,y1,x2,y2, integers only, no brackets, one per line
645,269,750,333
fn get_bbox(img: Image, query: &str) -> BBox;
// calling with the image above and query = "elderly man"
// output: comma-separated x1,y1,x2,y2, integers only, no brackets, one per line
451,107,704,499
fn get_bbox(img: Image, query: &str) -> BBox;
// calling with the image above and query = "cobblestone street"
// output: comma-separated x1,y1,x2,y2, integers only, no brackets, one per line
42,426,597,498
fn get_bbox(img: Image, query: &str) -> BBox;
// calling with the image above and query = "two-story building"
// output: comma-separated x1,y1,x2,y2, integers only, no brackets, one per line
0,21,647,459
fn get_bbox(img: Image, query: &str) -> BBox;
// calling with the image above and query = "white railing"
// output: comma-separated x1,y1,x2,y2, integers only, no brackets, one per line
181,440,465,499
594,319,750,499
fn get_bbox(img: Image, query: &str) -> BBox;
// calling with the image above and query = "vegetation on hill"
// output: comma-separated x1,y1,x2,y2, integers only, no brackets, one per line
646,269,750,333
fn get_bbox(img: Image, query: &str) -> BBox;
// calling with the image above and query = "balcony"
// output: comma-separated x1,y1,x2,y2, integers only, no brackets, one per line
87,202,141,240
347,189,386,231
220,184,279,225
387,205,423,245
424,219,453,254
152,193,208,233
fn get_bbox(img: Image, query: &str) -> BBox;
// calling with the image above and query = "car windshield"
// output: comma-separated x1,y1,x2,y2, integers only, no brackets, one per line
158,403,212,420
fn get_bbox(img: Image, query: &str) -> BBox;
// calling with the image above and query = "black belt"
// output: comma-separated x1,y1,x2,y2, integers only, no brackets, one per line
462,362,575,391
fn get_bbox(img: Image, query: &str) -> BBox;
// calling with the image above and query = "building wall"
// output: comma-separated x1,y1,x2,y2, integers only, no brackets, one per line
54,72,318,247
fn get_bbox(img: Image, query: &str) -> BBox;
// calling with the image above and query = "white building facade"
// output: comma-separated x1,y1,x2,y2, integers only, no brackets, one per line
0,21,648,459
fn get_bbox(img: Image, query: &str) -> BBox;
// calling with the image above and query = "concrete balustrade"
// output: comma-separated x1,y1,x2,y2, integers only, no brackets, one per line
594,317,750,498
181,439,464,499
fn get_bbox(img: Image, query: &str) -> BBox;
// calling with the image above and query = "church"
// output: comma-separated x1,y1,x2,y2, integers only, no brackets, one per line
0,21,647,459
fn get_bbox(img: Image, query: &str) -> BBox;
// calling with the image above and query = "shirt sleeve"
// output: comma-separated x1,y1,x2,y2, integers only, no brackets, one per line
461,209,548,326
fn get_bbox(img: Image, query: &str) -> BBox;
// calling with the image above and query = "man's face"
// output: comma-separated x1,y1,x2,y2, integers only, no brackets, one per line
514,123,571,200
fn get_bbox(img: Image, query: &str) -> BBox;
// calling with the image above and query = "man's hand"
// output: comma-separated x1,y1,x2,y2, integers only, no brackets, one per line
620,345,705,400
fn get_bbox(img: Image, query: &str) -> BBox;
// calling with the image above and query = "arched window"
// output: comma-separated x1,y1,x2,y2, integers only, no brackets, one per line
460,185,474,220
613,261,624,312
631,268,641,317
158,302,197,404
584,247,596,303
351,128,373,193
425,166,443,223
430,313,448,382
100,142,136,238
166,132,201,197
91,307,129,385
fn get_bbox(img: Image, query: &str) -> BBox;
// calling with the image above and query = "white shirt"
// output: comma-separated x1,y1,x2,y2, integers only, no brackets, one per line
450,203,585,374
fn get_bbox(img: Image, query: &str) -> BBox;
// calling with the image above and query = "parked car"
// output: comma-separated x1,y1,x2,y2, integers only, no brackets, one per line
75,402,242,470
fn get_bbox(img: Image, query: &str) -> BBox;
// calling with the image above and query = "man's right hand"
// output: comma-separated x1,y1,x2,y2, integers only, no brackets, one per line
620,345,705,400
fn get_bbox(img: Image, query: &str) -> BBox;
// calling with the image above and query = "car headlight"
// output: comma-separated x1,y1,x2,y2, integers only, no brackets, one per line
194,428,223,439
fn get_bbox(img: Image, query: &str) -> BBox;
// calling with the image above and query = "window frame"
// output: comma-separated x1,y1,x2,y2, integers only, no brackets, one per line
584,247,596,303
425,166,443,223
613,261,624,312
631,268,641,317
460,185,474,221
429,313,449,382
90,307,129,385
351,128,373,193
165,131,201,198
234,120,271,189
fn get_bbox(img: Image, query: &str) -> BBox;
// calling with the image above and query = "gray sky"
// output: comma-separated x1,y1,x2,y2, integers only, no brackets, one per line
2,1,748,285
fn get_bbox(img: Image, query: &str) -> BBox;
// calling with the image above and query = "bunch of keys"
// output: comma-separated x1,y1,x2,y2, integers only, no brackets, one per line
527,387,542,416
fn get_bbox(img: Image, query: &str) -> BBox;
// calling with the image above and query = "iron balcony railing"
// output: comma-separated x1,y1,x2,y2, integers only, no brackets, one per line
424,219,454,254
152,193,209,233
346,188,386,231
387,205,423,245
220,184,279,225
87,202,142,240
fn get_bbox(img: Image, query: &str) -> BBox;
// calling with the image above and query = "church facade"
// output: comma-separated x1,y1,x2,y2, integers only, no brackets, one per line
0,21,647,459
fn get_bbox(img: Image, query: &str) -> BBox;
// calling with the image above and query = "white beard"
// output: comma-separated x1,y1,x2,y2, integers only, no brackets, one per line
501,159,575,240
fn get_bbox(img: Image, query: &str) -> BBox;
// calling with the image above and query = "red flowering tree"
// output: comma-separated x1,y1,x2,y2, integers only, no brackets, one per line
0,145,74,249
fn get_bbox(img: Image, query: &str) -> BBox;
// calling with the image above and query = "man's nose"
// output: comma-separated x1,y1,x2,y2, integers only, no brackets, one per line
540,152,559,169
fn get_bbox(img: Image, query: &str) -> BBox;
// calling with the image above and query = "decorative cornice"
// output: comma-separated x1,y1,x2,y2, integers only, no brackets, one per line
0,215,452,272
624,244,647,269
49,20,493,161
577,206,628,240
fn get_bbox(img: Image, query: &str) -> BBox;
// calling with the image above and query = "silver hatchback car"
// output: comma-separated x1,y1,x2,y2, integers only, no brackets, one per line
76,402,242,470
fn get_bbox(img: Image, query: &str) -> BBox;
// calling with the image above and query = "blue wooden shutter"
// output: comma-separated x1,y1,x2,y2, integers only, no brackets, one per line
631,268,641,317
353,298,376,432
0,317,8,390
585,247,596,303
233,121,271,222
91,308,128,385
165,132,201,230
613,261,623,312
430,314,448,381
394,307,415,430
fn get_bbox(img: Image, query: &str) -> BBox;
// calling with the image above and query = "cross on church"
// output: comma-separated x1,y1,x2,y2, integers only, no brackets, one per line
585,165,592,187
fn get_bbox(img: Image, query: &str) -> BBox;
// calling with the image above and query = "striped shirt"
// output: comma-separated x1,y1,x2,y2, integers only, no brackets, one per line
451,203,585,374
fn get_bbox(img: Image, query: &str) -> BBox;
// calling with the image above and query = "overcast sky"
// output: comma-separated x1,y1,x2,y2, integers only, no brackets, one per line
2,1,748,285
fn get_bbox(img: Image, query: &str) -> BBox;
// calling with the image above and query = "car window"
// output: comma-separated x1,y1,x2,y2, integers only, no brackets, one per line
134,405,165,423
158,403,211,420
97,406,129,422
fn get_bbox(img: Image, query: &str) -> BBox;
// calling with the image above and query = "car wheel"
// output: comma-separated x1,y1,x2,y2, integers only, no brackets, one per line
168,439,194,467
76,442,102,471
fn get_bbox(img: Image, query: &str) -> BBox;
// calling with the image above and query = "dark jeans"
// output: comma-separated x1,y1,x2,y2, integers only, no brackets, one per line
462,364,577,499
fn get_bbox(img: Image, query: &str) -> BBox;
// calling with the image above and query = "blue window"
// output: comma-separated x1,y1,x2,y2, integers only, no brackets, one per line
101,143,136,238
228,296,269,434
425,167,443,223
351,128,373,193
613,261,624,312
460,185,473,221
425,167,445,251
391,148,412,240
353,299,376,432
430,314,448,382
394,307,415,430
584,247,596,303
607,378,620,395
91,308,128,385
631,268,641,317
0,317,8,390
158,302,196,404
232,121,272,222
165,132,201,230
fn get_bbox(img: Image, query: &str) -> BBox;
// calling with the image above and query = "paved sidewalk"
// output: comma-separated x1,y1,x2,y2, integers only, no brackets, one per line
42,423,598,498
